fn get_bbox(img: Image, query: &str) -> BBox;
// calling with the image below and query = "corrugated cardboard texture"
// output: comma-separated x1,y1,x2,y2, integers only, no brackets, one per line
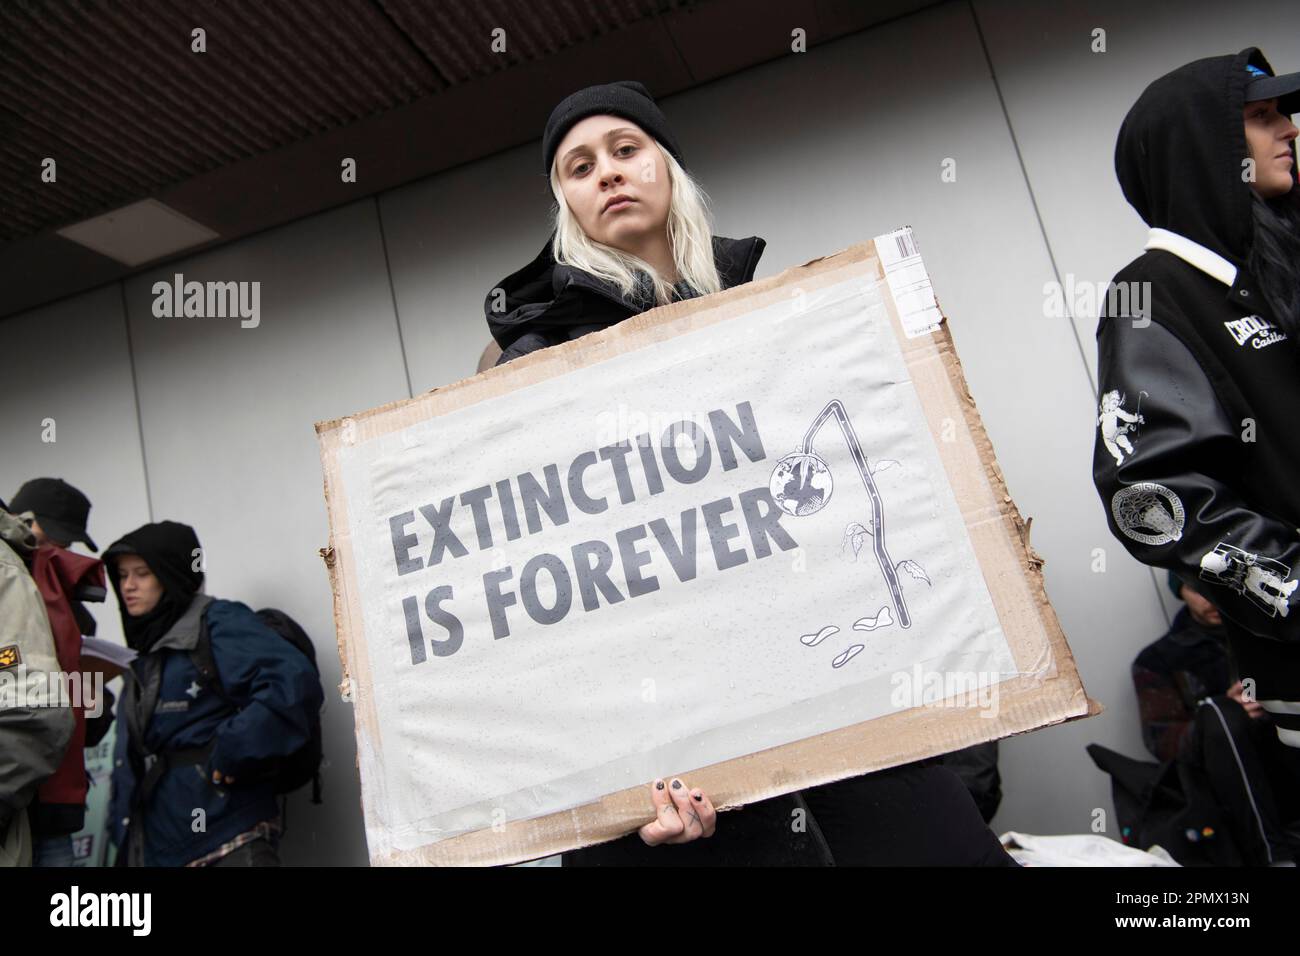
316,237,1095,865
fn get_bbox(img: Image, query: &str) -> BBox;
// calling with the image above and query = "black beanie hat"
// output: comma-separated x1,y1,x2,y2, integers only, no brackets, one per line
542,80,684,177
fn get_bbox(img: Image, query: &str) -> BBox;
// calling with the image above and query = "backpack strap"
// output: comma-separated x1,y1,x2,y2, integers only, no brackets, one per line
135,744,216,808
188,609,237,710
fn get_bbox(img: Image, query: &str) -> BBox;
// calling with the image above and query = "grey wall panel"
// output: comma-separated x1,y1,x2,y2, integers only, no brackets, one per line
0,284,151,652
380,155,551,395
123,200,410,865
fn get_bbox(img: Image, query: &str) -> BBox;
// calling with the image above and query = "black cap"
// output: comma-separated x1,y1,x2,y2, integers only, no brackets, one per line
9,478,97,551
542,80,684,177
1245,62,1300,114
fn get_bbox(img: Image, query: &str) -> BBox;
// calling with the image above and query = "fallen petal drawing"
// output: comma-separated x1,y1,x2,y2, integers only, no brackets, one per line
800,624,839,647
852,606,894,631
832,644,865,668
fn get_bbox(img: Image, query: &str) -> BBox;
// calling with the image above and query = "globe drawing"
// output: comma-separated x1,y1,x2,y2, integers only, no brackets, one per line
770,451,833,516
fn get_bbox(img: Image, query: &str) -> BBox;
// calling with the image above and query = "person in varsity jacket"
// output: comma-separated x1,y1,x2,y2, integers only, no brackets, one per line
1093,47,1300,749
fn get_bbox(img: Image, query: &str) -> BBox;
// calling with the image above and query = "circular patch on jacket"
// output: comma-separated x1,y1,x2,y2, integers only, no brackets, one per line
1112,482,1185,545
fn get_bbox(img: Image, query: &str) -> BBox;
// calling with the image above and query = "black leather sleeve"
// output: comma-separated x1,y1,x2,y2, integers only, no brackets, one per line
1092,317,1300,642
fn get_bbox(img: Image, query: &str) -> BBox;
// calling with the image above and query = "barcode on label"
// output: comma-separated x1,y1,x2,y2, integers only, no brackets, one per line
872,226,943,339
893,230,918,261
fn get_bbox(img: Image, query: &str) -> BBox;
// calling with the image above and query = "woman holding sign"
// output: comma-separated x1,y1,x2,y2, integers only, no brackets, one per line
483,81,1015,866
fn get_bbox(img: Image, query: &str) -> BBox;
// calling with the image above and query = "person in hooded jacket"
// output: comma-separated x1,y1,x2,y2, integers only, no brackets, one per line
484,80,1015,866
1093,48,1300,760
104,521,323,867
0,498,74,867
9,477,107,867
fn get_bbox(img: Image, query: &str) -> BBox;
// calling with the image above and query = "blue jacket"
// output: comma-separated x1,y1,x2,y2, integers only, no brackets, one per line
120,594,323,866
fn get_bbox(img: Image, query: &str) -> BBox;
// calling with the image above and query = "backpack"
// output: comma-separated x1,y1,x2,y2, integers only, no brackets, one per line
190,606,324,804
1086,743,1242,865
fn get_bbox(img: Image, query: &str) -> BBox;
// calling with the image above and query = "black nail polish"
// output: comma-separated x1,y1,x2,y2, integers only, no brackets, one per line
671,779,682,790
693,792,703,802
655,780,665,790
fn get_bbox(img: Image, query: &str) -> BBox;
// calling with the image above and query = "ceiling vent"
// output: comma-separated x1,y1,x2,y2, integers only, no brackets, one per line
55,199,220,267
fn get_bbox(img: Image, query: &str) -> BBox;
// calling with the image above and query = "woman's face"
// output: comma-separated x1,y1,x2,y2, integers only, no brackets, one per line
116,554,164,617
554,115,672,251
1244,97,1298,199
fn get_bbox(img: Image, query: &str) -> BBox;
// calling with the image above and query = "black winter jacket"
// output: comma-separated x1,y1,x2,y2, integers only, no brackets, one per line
484,230,766,366
1093,47,1300,747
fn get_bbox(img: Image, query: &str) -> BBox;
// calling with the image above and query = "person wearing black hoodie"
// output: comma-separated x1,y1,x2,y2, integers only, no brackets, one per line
484,80,1015,866
104,521,323,866
1093,49,1300,755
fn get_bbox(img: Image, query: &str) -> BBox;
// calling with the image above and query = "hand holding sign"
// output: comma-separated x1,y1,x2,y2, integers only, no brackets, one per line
638,778,717,846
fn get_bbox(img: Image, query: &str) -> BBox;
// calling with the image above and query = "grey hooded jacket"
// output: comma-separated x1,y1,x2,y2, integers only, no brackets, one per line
0,508,74,853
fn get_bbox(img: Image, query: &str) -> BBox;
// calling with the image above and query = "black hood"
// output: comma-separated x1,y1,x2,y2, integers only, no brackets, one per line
103,520,205,653
1115,47,1297,270
485,230,766,355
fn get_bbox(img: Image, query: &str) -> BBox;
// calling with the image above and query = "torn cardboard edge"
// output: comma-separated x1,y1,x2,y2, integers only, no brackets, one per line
316,232,1096,866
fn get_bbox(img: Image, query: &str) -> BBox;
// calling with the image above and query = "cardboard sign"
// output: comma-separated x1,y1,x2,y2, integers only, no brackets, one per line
316,229,1094,866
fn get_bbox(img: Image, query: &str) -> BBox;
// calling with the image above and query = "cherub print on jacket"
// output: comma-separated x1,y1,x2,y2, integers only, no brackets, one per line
1097,389,1145,466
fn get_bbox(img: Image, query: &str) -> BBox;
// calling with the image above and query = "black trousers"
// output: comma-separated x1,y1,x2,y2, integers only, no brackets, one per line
561,759,1016,866
1187,696,1300,865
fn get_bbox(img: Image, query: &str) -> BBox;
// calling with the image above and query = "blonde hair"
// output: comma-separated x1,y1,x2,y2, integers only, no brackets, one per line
548,136,723,308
